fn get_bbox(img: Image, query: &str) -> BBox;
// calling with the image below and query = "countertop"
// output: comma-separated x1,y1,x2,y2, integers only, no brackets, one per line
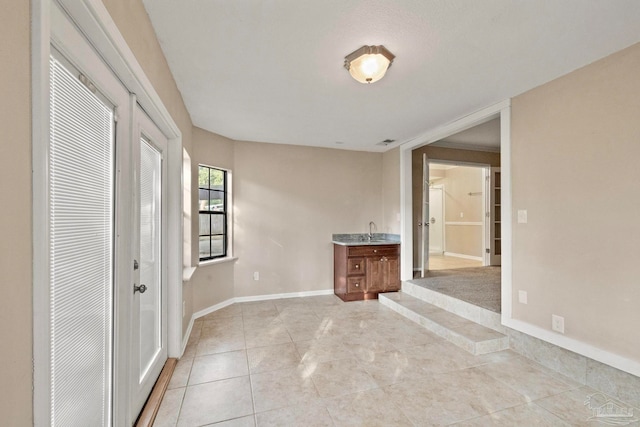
332,233,401,246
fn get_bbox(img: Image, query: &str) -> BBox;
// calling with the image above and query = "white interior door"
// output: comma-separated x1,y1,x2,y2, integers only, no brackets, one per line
420,154,430,277
130,106,169,419
428,186,444,254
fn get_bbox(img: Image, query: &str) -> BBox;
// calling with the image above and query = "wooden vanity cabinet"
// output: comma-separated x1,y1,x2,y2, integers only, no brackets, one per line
334,244,400,302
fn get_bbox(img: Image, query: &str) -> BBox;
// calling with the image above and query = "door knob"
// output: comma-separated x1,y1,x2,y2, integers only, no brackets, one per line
417,222,422,226
134,284,147,294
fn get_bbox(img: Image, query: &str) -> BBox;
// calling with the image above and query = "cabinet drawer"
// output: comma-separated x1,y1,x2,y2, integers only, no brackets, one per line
348,245,398,258
347,257,365,275
347,277,364,293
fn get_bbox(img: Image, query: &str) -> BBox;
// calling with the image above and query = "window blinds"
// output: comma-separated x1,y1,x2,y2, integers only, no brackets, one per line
49,55,114,426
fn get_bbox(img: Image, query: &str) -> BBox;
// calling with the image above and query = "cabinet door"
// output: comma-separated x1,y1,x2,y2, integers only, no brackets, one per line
383,256,400,291
365,257,385,293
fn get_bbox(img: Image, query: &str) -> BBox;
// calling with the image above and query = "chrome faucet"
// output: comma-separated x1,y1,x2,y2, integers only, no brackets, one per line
368,221,376,240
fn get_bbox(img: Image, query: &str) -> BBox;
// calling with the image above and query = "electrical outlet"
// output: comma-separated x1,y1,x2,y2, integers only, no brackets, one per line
517,210,528,224
253,271,260,281
552,314,565,333
518,290,528,304
460,212,464,218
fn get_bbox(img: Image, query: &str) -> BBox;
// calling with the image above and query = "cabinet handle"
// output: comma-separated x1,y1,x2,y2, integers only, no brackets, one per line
355,264,359,269
373,249,378,253
355,283,359,287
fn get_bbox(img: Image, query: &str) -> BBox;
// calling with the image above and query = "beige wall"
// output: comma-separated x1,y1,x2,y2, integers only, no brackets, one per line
233,141,384,297
412,147,500,266
442,166,484,257
102,0,196,337
190,127,236,312
0,2,33,424
382,147,401,234
511,42,640,362
445,227,483,257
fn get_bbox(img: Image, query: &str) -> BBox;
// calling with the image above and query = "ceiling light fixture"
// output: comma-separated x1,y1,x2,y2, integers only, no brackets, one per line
344,45,395,84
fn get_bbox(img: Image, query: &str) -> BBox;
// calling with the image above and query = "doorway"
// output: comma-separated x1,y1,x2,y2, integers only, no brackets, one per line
406,116,503,311
33,3,178,424
426,162,488,271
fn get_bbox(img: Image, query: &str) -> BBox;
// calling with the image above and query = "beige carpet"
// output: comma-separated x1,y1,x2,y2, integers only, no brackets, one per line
409,266,501,313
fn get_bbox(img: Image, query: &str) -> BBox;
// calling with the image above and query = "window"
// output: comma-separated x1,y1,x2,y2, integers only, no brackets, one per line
199,165,228,261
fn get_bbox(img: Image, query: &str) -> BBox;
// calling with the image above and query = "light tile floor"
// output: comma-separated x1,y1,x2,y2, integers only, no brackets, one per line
154,295,639,426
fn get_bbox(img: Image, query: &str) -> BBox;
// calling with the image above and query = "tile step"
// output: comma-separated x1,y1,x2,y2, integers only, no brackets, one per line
402,280,506,334
379,291,509,355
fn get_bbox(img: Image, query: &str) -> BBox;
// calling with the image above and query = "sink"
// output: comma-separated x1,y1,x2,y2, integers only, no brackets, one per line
332,233,401,246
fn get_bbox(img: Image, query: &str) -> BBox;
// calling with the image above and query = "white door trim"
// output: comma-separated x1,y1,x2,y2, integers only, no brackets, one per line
32,0,184,425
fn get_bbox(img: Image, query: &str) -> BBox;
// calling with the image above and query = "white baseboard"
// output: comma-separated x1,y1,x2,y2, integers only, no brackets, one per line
192,298,236,320
234,289,333,303
444,252,483,261
181,299,236,357
189,289,334,325
181,315,194,357
180,290,333,356
503,317,640,378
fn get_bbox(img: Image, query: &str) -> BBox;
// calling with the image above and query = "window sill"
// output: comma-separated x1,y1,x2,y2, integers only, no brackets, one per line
183,266,197,282
198,256,238,268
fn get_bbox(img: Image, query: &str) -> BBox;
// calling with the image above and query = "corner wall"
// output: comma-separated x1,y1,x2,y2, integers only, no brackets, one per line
190,127,235,313
511,42,640,368
382,147,401,234
233,141,384,298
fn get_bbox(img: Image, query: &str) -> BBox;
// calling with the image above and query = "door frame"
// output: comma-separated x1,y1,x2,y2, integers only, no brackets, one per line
419,153,429,277
399,101,512,320
32,0,184,424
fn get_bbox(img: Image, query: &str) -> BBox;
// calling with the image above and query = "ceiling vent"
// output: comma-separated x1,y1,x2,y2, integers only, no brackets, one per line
376,139,396,146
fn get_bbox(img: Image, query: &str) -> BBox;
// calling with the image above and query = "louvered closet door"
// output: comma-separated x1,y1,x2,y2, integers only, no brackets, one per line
49,53,116,427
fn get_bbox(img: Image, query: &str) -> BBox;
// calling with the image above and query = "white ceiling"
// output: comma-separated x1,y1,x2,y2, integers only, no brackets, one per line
142,0,640,152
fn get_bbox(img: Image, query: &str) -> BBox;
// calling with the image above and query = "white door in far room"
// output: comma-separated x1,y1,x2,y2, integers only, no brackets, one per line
428,185,444,254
